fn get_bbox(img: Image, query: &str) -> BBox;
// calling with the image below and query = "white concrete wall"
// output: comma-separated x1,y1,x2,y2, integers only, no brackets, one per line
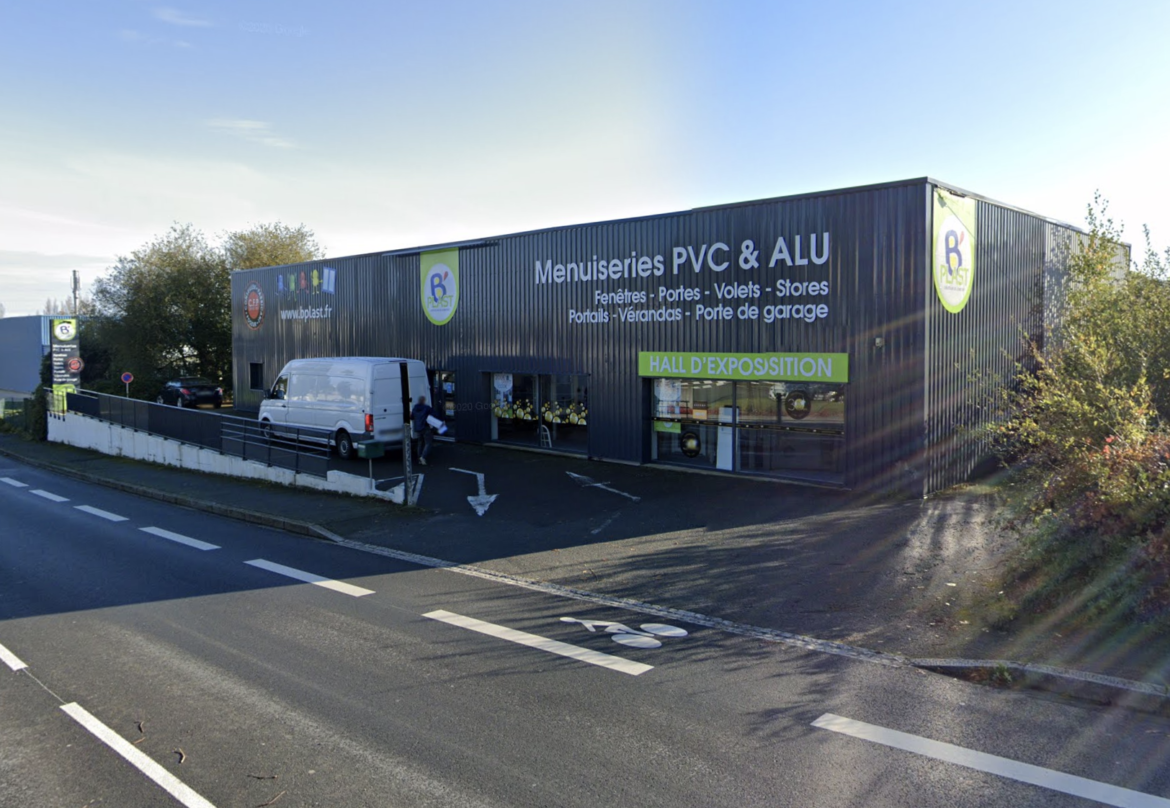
47,412,408,503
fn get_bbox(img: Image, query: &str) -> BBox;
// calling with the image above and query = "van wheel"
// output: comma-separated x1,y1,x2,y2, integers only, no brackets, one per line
260,420,273,440
335,430,354,460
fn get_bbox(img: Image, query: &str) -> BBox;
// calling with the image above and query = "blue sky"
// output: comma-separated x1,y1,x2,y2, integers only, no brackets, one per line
1,0,1167,315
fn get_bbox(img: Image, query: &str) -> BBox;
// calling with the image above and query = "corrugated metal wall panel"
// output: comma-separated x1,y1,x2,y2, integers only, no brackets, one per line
0,315,51,396
833,185,927,494
923,197,1048,493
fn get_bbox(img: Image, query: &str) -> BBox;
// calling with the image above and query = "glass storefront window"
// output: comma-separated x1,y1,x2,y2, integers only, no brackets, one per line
492,372,588,454
540,374,589,453
651,378,846,482
652,378,732,421
736,381,784,425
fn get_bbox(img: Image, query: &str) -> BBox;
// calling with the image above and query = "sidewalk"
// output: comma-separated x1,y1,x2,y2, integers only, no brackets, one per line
2,430,1169,708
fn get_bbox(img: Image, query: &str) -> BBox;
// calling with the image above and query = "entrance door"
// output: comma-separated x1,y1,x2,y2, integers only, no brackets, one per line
494,373,539,444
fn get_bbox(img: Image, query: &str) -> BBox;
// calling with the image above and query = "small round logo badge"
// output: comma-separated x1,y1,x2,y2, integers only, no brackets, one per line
244,282,265,329
784,390,811,420
53,320,77,341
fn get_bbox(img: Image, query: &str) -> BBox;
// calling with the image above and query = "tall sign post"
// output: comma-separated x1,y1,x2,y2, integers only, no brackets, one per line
121,372,134,397
49,318,81,412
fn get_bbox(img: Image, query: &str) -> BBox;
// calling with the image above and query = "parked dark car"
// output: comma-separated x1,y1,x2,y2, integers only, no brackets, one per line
156,377,224,408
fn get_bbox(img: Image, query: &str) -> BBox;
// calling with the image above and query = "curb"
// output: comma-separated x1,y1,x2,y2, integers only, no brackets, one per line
912,659,1170,713
3,440,1167,710
0,442,337,543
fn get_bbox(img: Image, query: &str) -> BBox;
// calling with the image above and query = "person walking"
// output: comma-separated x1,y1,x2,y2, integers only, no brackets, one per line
410,395,438,465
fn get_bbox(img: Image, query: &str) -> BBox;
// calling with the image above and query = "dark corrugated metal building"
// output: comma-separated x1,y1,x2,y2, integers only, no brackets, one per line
231,177,1084,496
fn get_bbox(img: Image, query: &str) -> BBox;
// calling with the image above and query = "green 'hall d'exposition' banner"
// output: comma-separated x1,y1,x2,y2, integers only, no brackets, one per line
933,188,977,314
638,351,849,383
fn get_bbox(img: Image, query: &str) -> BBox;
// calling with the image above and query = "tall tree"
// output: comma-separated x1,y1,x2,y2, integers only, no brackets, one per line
91,223,230,394
222,222,323,271
41,296,95,316
87,221,324,397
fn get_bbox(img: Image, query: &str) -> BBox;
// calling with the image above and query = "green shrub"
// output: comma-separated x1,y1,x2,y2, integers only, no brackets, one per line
994,197,1170,624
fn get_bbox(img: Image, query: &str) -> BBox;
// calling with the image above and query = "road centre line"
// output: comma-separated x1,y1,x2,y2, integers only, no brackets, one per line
75,504,129,522
61,702,218,808
0,642,28,671
140,526,220,551
1,477,28,488
812,713,1170,808
423,610,654,676
244,559,374,597
30,489,69,502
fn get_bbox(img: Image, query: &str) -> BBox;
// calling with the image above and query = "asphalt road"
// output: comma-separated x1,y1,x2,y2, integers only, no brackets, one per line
4,458,1170,808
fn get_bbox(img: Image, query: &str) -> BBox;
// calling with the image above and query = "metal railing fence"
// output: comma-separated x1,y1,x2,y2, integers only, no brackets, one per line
65,390,331,477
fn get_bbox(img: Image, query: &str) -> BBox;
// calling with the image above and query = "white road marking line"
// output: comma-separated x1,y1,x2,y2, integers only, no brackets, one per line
61,702,217,808
326,534,900,667
812,713,1170,808
30,489,69,502
0,477,28,488
74,504,129,522
566,471,641,502
424,609,653,676
140,526,220,551
449,468,497,516
244,559,374,597
0,642,28,671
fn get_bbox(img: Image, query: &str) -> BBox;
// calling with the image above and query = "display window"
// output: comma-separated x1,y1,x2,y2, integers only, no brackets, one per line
492,372,588,454
652,378,732,422
651,378,845,482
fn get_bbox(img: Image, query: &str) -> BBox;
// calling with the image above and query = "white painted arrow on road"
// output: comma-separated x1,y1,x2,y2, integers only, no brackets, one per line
450,468,497,516
566,471,641,502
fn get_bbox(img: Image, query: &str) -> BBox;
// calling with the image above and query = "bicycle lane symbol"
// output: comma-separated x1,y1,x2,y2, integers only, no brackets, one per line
560,617,689,649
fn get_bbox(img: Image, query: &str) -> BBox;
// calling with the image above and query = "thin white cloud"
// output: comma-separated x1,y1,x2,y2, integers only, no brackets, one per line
0,250,112,271
153,7,212,27
119,29,193,48
206,119,296,149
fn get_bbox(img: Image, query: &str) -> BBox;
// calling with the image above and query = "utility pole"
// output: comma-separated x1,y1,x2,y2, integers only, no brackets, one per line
71,270,80,315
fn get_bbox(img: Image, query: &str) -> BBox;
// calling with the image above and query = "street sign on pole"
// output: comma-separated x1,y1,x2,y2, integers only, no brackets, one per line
121,372,133,397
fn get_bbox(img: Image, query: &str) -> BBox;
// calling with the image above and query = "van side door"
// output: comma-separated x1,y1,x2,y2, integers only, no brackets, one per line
371,362,405,444
263,374,291,426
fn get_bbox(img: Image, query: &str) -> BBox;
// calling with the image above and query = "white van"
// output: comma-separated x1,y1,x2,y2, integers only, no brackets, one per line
259,357,429,459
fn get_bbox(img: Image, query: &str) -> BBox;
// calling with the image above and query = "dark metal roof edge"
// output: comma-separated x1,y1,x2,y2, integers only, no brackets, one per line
926,177,1096,238
382,238,498,257
374,178,939,257
691,176,936,213
230,251,388,277
237,176,1115,271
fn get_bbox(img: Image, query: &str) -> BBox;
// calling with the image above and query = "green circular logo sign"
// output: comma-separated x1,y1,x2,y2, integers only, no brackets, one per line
53,320,77,341
932,189,977,314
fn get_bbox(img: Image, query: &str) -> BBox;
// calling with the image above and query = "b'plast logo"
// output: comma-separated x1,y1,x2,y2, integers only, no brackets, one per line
420,249,459,325
933,190,976,314
53,319,77,341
